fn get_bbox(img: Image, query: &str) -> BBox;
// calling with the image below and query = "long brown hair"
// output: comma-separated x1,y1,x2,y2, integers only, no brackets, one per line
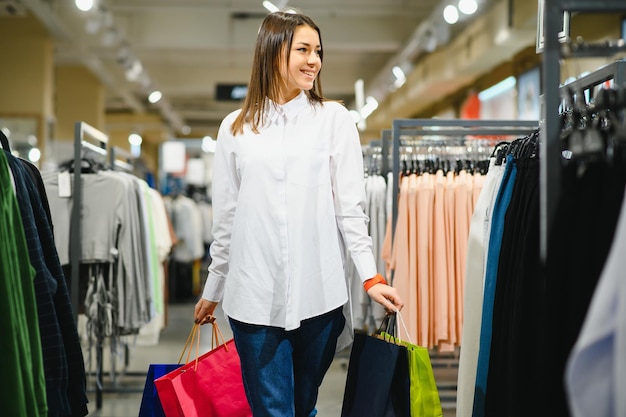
230,12,326,135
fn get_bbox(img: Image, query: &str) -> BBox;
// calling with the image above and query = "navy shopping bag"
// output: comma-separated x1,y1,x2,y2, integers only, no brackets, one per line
341,314,411,417
139,364,183,417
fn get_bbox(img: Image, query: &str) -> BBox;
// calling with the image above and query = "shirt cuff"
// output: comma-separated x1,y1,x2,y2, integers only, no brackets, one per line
352,252,378,283
201,274,226,302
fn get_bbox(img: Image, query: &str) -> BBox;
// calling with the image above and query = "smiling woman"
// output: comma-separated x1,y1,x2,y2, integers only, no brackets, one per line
193,10,404,417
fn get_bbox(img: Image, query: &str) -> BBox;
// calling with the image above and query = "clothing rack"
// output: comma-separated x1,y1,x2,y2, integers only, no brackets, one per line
363,129,391,177
70,124,145,411
540,0,626,261
381,128,391,176
109,145,134,173
71,121,109,320
390,119,539,242
71,122,110,411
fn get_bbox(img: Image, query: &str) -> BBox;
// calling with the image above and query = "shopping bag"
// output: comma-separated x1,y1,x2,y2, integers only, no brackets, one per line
139,364,183,417
341,313,411,417
154,321,252,417
383,313,443,417
405,344,443,417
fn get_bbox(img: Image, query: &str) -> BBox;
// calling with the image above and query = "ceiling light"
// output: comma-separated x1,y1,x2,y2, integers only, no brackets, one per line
128,133,143,146
392,66,406,88
360,96,379,120
148,90,162,104
181,125,191,135
458,0,478,15
125,60,143,82
443,5,459,24
262,1,279,12
75,0,95,12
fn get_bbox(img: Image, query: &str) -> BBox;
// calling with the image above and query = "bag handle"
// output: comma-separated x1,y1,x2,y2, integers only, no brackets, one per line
374,309,414,346
178,319,230,372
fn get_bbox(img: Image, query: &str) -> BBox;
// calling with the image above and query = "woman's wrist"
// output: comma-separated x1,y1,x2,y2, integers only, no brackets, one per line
363,273,387,292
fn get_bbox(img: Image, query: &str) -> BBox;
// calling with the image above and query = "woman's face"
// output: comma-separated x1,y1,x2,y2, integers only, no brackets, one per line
278,24,322,103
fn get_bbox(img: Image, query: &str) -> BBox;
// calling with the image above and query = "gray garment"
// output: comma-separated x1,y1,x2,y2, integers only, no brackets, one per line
164,195,204,262
43,170,152,333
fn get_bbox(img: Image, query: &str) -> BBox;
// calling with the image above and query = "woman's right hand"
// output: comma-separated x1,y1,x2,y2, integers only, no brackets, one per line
194,298,219,325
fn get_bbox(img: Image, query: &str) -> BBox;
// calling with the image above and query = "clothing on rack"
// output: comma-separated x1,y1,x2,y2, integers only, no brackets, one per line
455,154,506,417
1,149,89,417
345,172,388,331
163,193,206,301
385,157,485,350
460,83,626,417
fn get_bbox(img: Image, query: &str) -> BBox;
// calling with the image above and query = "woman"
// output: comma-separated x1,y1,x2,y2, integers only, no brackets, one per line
194,10,404,417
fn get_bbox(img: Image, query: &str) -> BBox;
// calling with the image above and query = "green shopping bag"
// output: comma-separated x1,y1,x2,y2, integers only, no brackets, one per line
382,312,443,417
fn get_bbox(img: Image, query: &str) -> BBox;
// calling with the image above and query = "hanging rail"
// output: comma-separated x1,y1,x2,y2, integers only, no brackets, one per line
540,0,626,261
390,119,538,243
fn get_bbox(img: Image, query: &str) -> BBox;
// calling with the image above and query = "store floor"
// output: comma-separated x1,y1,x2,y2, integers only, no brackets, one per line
84,303,457,416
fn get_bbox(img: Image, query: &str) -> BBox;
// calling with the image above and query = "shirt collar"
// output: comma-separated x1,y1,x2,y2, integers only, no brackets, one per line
265,91,309,124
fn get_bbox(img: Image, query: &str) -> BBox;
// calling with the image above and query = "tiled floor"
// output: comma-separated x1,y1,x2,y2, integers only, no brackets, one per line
83,303,457,416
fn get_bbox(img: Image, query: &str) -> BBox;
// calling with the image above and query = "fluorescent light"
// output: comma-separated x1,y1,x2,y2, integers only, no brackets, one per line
443,5,459,24
478,76,517,101
360,96,379,119
262,1,279,12
75,0,94,12
148,90,162,103
392,66,406,88
458,0,478,15
128,133,143,146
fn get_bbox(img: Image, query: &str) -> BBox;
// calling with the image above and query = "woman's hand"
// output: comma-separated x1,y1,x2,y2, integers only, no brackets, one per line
194,298,219,325
366,284,404,313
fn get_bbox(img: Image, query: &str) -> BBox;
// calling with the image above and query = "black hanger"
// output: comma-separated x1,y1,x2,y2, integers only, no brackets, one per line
0,129,11,152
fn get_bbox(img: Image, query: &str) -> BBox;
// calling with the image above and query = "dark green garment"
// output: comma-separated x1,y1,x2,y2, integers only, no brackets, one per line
0,151,47,416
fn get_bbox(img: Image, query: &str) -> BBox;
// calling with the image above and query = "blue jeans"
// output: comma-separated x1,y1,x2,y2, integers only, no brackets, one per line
229,307,345,417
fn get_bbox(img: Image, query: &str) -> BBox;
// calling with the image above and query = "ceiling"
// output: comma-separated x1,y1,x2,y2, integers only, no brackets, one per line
16,0,489,138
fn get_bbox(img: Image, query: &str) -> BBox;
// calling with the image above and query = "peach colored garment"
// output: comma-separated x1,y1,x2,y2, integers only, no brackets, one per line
432,170,450,347
390,175,414,341
454,170,471,343
407,174,419,344
416,173,434,348
444,170,457,346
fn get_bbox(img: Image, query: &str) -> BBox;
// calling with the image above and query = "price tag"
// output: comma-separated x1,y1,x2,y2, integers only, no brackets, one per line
58,171,72,198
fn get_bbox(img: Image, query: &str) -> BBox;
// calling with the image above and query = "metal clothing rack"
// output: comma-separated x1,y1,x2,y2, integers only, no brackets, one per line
390,119,539,242
363,129,391,177
540,0,626,261
71,122,109,320
71,124,144,411
109,146,134,173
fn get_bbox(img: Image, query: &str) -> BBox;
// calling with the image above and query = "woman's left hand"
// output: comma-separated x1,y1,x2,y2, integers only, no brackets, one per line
366,284,404,313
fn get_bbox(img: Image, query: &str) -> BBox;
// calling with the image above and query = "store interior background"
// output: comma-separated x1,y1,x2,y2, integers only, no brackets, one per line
1,0,624,185
2,0,626,416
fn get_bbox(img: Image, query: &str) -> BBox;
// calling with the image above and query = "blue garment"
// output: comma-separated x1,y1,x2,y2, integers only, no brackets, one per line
472,154,517,417
229,307,345,417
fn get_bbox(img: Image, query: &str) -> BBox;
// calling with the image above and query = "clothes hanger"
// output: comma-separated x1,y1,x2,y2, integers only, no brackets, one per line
0,129,11,152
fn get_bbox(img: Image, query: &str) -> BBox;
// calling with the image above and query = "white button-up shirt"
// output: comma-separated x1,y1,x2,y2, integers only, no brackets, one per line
202,91,377,330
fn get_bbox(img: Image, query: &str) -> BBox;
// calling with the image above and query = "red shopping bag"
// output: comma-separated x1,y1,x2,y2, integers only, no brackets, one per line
154,321,252,417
